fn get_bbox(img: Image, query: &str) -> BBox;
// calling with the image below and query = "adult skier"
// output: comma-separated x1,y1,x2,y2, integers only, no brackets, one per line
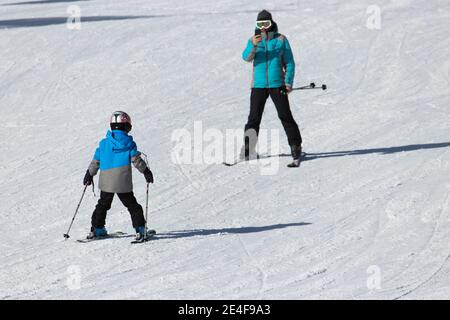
241,10,303,167
83,111,154,240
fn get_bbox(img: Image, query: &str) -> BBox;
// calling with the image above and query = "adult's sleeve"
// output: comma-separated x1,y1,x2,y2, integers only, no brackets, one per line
242,39,257,62
283,38,296,87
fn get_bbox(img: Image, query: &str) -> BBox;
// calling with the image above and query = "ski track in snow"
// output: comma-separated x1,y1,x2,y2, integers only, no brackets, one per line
0,0,449,299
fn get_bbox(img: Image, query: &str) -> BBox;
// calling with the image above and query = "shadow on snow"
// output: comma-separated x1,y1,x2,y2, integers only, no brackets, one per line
264,142,450,161
156,222,311,240
0,15,168,29
4,0,92,5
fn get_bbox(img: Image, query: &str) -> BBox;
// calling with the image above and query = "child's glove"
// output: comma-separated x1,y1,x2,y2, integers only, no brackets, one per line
144,168,154,184
83,170,93,186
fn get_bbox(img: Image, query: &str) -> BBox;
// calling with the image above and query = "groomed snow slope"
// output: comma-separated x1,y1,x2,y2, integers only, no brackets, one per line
0,0,449,299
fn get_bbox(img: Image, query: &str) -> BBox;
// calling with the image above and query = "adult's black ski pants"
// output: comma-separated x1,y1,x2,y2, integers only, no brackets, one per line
244,87,302,146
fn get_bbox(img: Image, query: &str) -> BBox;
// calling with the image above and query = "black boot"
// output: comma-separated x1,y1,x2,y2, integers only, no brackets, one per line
287,144,302,167
239,133,259,161
290,144,302,160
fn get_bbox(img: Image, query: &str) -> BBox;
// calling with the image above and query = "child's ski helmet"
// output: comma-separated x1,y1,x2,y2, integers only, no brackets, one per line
110,111,132,132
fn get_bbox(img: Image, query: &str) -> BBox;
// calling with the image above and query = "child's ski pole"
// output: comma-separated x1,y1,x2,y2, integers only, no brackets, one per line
141,152,150,240
145,182,149,239
63,185,88,239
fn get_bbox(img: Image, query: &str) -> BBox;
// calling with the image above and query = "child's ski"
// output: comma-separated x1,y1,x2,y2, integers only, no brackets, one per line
76,231,127,243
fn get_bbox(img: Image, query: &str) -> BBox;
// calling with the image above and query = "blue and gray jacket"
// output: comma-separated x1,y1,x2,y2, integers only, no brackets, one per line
88,130,148,193
242,27,295,88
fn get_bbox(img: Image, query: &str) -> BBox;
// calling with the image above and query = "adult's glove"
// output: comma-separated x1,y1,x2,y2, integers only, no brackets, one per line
144,168,154,184
83,170,93,186
280,85,292,96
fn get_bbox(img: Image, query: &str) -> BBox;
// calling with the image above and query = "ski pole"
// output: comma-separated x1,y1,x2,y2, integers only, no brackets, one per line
144,182,149,240
63,185,88,239
141,152,150,239
292,82,327,91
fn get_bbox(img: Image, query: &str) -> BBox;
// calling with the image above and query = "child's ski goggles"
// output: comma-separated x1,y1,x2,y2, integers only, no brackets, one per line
256,20,272,29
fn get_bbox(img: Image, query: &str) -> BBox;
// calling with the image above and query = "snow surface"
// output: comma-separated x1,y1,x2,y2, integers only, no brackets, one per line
0,0,449,299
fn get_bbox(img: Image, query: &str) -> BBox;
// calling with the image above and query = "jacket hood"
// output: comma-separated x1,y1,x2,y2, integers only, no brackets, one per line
106,130,135,153
269,21,278,33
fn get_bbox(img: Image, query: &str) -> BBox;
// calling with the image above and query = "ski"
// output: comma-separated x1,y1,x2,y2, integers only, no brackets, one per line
223,152,306,167
223,159,243,166
222,154,266,167
76,231,127,243
131,229,157,244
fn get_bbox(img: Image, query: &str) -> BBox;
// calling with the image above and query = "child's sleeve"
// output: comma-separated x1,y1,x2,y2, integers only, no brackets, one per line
130,143,148,173
88,144,101,176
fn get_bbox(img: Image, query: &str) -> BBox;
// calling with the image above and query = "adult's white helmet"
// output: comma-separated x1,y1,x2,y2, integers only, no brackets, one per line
110,111,132,132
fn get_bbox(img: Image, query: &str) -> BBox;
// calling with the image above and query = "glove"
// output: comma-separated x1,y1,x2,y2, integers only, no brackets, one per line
83,170,93,186
280,85,291,96
143,168,154,184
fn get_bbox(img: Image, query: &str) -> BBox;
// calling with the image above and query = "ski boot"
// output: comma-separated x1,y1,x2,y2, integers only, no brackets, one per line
135,226,156,242
87,227,108,239
239,130,259,161
239,146,259,161
287,144,302,168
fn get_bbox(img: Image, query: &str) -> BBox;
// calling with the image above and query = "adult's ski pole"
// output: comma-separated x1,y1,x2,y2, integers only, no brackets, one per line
292,82,327,91
63,185,88,239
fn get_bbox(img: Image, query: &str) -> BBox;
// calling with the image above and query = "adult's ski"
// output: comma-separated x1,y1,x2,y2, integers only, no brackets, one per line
222,154,267,167
223,152,306,167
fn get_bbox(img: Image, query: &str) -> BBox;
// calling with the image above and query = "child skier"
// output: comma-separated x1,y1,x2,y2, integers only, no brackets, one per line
83,111,154,241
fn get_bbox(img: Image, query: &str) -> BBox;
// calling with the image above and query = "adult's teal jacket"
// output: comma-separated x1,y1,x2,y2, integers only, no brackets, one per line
242,28,295,88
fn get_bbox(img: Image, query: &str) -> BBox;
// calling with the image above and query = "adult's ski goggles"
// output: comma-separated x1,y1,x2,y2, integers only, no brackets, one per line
256,20,272,29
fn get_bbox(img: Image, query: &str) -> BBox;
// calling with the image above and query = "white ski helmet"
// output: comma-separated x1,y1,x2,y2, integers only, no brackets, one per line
110,111,132,132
